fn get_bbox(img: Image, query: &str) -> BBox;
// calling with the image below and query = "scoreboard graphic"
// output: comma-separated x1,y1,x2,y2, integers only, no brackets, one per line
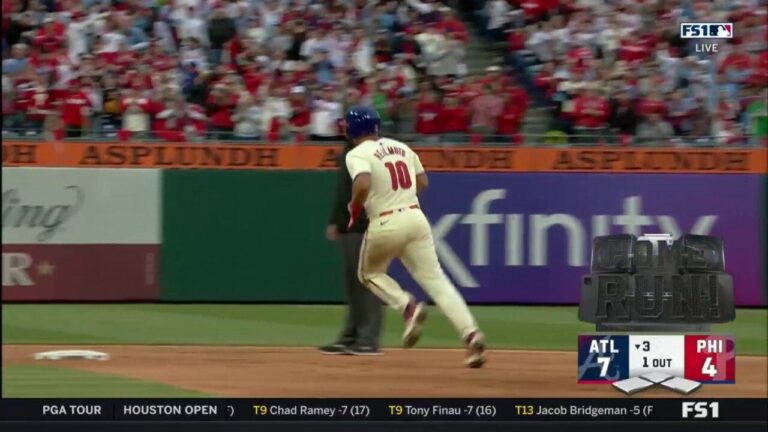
577,335,735,386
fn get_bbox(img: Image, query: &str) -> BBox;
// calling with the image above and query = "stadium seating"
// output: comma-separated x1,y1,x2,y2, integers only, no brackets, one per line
1,0,765,146
474,0,767,146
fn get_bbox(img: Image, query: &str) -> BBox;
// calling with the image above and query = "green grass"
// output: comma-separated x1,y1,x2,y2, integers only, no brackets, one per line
1,364,210,397
3,304,766,355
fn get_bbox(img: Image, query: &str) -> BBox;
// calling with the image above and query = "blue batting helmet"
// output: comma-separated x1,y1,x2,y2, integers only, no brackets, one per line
345,105,381,140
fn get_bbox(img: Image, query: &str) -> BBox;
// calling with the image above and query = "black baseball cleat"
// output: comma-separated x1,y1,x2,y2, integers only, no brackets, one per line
318,343,352,355
345,346,383,356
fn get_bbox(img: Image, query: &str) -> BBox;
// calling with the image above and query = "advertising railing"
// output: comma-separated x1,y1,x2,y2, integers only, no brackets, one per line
2,128,766,148
3,139,766,173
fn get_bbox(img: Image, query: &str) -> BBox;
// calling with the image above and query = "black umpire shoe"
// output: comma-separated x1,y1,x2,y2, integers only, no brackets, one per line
318,343,351,355
345,346,383,356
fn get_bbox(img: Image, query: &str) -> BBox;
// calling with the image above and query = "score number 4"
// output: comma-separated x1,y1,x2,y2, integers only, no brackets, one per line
701,357,718,377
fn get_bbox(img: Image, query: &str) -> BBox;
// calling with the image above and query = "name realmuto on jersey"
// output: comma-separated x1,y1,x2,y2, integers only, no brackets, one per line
373,146,406,160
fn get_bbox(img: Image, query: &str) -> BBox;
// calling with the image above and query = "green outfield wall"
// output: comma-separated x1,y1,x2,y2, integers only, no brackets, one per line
160,170,345,301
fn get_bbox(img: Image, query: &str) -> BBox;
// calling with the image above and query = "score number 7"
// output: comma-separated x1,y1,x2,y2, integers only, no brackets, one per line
597,357,611,377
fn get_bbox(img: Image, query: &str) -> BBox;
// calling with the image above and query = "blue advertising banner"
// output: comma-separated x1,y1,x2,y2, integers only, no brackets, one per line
391,173,765,306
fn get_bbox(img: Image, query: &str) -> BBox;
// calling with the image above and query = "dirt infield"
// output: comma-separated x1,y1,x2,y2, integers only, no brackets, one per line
4,345,767,398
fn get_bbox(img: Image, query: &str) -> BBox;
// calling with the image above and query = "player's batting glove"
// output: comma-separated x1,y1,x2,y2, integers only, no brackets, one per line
347,202,363,231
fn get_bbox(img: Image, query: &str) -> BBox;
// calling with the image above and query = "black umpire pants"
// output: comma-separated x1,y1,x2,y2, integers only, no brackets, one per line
336,232,384,348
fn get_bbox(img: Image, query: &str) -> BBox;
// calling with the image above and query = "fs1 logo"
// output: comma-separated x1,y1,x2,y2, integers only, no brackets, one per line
680,23,734,39
682,402,720,419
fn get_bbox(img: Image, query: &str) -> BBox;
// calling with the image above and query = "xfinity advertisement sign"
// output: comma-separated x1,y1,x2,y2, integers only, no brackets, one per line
390,173,764,306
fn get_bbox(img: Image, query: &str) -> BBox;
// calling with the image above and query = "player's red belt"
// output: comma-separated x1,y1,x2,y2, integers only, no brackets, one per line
378,204,420,218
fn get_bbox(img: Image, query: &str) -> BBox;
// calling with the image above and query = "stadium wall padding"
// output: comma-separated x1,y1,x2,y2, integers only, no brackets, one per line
159,171,767,306
4,167,766,305
2,168,162,301
160,170,345,302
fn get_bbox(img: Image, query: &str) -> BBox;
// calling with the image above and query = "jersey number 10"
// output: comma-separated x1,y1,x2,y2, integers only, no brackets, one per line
384,161,412,190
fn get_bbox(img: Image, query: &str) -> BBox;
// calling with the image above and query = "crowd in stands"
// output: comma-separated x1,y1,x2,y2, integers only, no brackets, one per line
479,0,767,145
2,0,766,146
1,0,527,144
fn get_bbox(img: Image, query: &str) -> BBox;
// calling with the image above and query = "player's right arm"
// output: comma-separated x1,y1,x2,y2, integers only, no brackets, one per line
345,149,372,229
413,149,428,194
416,172,428,193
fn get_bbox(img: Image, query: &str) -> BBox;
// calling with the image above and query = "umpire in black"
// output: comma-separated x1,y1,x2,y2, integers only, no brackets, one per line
319,142,384,355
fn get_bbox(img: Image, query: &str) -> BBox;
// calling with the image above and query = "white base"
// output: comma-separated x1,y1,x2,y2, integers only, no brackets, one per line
33,350,110,361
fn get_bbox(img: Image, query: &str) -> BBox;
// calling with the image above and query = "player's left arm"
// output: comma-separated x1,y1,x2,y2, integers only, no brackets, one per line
350,173,371,207
345,151,372,229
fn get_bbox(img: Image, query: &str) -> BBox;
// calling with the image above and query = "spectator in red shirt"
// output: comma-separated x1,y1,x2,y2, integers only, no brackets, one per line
638,90,669,120
519,0,552,21
33,17,65,53
155,94,189,142
534,61,557,99
618,29,652,64
147,39,174,68
242,61,267,94
25,76,55,134
496,93,524,142
186,103,209,141
719,46,753,77
470,84,503,137
458,76,483,104
506,27,526,53
415,90,442,143
719,44,754,94
478,65,512,90
206,81,238,139
12,79,33,127
112,44,139,73
747,51,768,87
438,8,468,43
567,42,594,68
506,78,529,117
438,92,469,144
572,87,609,143
60,79,93,138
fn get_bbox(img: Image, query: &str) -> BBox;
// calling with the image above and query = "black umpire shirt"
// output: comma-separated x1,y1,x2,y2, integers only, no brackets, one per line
329,143,369,234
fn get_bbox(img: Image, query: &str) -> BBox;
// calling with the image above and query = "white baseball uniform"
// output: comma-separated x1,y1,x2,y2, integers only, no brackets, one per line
346,137,479,339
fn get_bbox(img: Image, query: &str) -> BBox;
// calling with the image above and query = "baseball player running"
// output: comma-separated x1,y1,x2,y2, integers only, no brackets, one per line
342,105,486,368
